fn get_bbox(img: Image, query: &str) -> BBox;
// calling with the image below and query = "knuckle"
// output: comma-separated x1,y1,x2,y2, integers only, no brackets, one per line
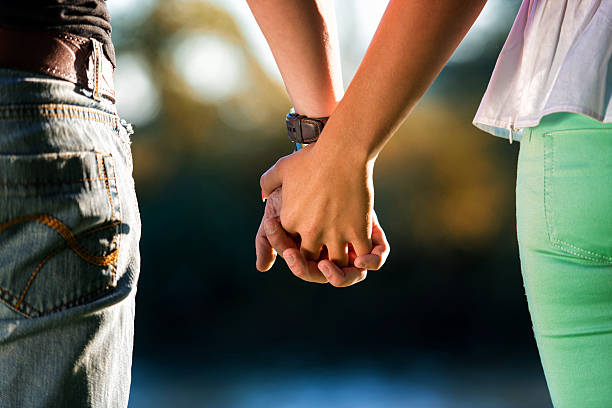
255,234,268,246
328,275,344,287
291,265,304,278
265,220,278,234
301,222,320,237
279,211,296,231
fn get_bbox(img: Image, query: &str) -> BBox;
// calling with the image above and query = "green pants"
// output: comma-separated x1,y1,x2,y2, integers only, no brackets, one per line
516,113,612,407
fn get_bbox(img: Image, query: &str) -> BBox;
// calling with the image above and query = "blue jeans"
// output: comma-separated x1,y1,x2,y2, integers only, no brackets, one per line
0,68,141,407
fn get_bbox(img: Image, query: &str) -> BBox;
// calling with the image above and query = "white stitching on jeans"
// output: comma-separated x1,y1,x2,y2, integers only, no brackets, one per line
543,131,612,264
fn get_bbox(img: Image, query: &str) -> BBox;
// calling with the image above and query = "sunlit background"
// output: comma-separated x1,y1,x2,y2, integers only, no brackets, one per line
106,0,553,407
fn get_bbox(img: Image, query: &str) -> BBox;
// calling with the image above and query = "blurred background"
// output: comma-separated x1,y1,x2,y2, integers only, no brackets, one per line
106,0,553,406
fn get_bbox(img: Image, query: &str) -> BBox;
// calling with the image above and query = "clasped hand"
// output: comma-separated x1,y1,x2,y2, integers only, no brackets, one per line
255,143,389,287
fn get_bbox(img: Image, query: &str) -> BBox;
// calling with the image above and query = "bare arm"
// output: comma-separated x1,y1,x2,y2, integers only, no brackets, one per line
250,0,389,285
318,0,487,160
259,0,487,269
246,0,343,117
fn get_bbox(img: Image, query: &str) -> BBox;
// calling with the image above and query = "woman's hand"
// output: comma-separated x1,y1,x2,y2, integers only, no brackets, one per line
260,141,375,267
255,188,390,287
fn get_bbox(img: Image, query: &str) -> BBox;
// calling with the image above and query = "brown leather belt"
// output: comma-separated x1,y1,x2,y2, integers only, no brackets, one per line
0,27,115,102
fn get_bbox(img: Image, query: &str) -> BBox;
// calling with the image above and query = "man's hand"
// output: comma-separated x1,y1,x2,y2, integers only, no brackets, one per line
260,140,376,269
255,188,390,287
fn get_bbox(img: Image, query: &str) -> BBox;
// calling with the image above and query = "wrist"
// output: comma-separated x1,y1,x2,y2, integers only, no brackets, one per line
292,89,341,118
311,130,376,171
293,100,339,119
313,118,379,166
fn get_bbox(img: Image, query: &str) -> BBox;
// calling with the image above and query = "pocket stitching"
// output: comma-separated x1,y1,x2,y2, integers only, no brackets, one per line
40,283,115,317
98,152,116,219
0,150,116,189
543,132,612,263
0,152,123,318
0,214,120,316
0,286,40,318
2,219,121,318
104,154,122,285
0,104,120,130
0,176,114,187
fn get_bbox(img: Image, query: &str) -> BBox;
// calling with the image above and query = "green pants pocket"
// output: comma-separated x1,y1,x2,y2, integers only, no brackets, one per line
543,129,612,263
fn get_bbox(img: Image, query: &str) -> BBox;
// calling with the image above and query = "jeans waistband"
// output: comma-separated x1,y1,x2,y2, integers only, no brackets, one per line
0,68,117,116
527,112,612,139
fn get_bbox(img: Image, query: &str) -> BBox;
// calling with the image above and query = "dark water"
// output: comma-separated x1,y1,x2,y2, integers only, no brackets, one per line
129,358,552,408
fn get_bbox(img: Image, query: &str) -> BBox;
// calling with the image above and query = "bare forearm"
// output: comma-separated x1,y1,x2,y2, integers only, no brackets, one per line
246,0,343,117
318,0,487,160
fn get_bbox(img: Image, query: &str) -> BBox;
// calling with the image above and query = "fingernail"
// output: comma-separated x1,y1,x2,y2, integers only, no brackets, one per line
264,220,277,234
285,253,295,267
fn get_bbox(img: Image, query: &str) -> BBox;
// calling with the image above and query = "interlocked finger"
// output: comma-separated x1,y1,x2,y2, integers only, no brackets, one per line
318,259,368,287
283,248,328,283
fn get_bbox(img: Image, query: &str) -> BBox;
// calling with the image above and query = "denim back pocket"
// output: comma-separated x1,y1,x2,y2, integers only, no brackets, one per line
0,151,122,318
543,129,612,264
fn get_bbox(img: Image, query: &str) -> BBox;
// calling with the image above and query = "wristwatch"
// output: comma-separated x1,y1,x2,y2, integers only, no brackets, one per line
286,111,328,150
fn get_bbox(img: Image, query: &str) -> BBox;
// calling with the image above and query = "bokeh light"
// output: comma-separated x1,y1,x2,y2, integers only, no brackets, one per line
206,0,283,84
172,33,247,102
114,52,160,126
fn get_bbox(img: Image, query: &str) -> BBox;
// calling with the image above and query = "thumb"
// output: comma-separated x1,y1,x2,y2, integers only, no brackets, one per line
260,157,286,197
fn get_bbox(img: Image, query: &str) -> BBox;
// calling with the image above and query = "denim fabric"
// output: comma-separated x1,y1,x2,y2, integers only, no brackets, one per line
0,68,141,407
516,112,612,407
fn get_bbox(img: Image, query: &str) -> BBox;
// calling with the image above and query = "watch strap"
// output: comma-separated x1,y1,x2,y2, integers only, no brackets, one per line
286,112,328,144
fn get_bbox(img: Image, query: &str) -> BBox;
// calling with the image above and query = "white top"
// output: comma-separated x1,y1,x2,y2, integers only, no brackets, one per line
473,0,612,142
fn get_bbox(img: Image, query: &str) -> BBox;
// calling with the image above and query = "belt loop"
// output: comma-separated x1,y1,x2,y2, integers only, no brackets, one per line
91,38,103,101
